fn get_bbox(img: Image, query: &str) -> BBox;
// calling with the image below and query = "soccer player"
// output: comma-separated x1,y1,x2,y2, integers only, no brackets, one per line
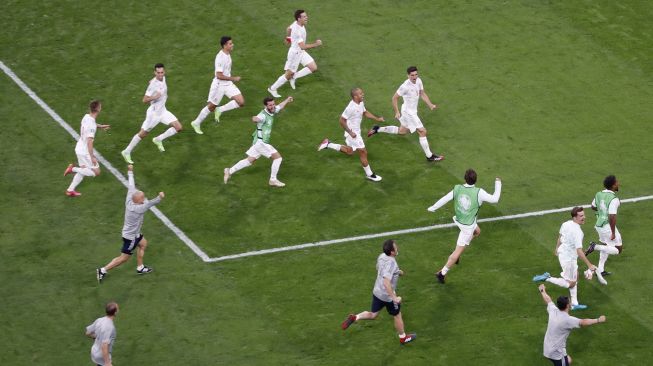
96,165,164,283
340,239,416,344
190,36,244,134
427,169,501,283
85,302,119,366
267,9,322,97
537,284,606,366
121,63,183,164
533,207,599,310
317,88,385,182
367,66,444,162
584,175,622,283
63,100,110,197
223,96,294,187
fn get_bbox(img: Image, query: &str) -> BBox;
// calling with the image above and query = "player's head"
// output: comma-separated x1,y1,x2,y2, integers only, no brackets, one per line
220,36,233,51
464,169,477,185
105,302,119,316
132,190,146,204
555,296,570,311
570,206,585,224
382,239,398,256
154,63,165,80
295,9,307,23
407,66,418,81
603,175,618,191
89,100,102,114
350,87,364,102
263,96,275,112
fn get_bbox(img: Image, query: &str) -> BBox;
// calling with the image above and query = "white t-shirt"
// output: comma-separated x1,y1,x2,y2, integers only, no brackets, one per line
557,220,584,262
75,114,97,154
288,21,306,50
397,77,423,114
591,190,620,215
145,76,167,112
214,50,233,86
86,316,116,365
543,302,581,360
341,100,366,134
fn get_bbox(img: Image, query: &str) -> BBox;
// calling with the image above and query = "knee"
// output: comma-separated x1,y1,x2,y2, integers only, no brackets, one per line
93,169,101,177
418,128,427,137
138,130,148,138
208,104,216,112
175,123,183,132
237,99,245,107
344,148,353,155
138,239,148,250
310,64,318,72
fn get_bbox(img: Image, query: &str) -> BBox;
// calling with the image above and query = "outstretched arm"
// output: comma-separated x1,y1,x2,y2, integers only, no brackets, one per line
277,96,294,111
538,284,552,304
580,315,606,327
427,190,453,212
363,110,384,123
479,178,502,204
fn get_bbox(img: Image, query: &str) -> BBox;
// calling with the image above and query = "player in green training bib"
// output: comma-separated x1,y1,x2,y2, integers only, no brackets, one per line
223,96,293,187
427,169,502,284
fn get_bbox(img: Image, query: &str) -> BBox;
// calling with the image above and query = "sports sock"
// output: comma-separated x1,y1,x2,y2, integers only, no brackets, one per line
270,158,282,180
294,67,313,80
137,264,144,271
156,127,177,141
193,106,211,125
398,333,406,338
598,251,609,273
441,266,450,275
419,136,433,157
72,167,95,177
362,164,373,176
327,142,341,151
100,267,107,274
218,100,240,113
569,285,578,305
545,277,570,288
229,159,252,175
270,75,288,90
67,173,84,191
596,244,619,255
124,135,142,153
379,126,399,134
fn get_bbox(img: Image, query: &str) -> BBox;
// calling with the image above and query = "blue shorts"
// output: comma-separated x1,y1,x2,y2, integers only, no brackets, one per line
121,235,143,255
547,356,570,366
371,294,401,316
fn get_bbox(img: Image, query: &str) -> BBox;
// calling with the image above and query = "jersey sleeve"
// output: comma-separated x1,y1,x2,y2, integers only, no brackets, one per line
341,105,351,120
546,302,556,314
418,78,424,91
396,84,407,97
85,320,97,335
608,198,620,214
567,316,581,329
380,261,395,280
215,53,225,73
255,111,266,122
145,80,157,96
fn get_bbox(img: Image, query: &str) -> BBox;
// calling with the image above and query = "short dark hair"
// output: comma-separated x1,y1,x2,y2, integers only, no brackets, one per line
350,87,361,98
154,63,165,70
603,175,617,190
105,302,118,316
263,97,274,105
556,296,569,310
382,239,396,256
464,169,477,185
571,206,584,218
294,9,305,20
407,66,418,74
220,36,232,48
89,100,101,113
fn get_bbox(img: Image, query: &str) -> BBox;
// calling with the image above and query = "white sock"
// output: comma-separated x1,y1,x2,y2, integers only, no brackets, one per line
124,135,142,154
67,173,85,191
596,245,619,255
441,266,450,275
598,251,609,273
419,136,433,157
72,167,95,177
327,142,342,151
137,264,144,271
270,158,282,180
270,75,288,90
218,100,240,113
379,126,399,134
156,127,177,141
193,106,211,125
294,67,313,80
362,164,373,176
398,333,406,338
546,277,570,288
229,159,252,175
569,285,578,305
100,267,107,274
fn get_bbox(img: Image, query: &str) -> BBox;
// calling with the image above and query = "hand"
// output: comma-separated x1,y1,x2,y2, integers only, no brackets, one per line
610,233,616,240
394,112,401,120
598,315,606,323
496,177,501,181
315,39,322,46
100,124,111,131
429,104,438,110
553,250,558,257
286,96,294,103
377,116,385,122
393,296,402,304
233,76,241,82
589,264,597,272
91,156,98,166
127,165,133,172
285,37,291,44
349,131,357,138
158,192,165,199
398,270,404,276
538,284,546,292
152,91,162,100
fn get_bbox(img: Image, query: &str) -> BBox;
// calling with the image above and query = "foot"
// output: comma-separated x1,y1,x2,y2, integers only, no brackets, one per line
317,138,330,151
223,168,231,184
152,138,165,152
436,271,446,284
96,268,106,283
341,314,356,330
214,108,222,123
121,150,134,164
63,163,74,176
367,125,379,137
601,271,612,276
426,154,445,162
585,241,597,256
65,190,82,197
400,333,417,344
269,179,286,187
571,304,588,311
532,272,551,282
190,120,203,135
267,87,281,98
136,265,153,275
289,77,296,90
366,173,382,182
595,271,608,285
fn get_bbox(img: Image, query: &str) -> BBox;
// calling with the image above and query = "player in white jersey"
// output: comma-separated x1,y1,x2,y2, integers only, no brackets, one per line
190,36,244,134
85,302,119,366
317,88,385,182
267,9,322,97
367,66,444,162
121,63,183,164
63,100,110,197
533,207,599,311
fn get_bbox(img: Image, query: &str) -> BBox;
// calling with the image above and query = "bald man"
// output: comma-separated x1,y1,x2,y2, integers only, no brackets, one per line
97,165,164,283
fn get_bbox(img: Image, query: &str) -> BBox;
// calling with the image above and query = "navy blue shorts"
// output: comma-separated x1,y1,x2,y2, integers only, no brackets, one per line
121,235,143,255
371,294,401,316
547,356,570,366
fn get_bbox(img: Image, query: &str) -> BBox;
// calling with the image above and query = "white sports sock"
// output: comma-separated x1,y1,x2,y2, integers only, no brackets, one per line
379,126,399,134
596,245,619,255
100,267,107,274
362,164,373,176
229,159,252,175
137,264,144,271
270,158,282,180
569,285,578,306
270,75,288,90
441,266,450,275
545,277,570,288
72,167,95,177
598,251,609,273
67,173,84,191
124,135,142,154
327,143,341,151
218,100,240,113
294,67,313,80
194,106,211,125
156,127,177,141
398,333,406,338
419,136,433,157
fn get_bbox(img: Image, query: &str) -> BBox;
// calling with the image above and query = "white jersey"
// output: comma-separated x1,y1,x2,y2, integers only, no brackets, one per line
557,220,584,262
288,21,307,51
144,76,168,113
396,77,423,114
341,100,366,135
86,316,116,365
75,114,97,155
214,50,233,86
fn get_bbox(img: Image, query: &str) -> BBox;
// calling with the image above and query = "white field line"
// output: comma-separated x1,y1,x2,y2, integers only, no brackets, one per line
0,61,210,262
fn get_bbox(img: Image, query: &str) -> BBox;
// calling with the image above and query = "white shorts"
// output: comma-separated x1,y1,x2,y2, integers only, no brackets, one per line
208,79,241,105
595,225,622,246
344,132,366,151
558,258,578,282
399,111,424,133
454,217,477,246
140,106,178,132
284,49,314,72
76,152,99,169
246,140,278,159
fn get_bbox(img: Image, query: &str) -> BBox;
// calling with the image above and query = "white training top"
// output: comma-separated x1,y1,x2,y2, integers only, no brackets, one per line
591,189,620,215
288,21,306,50
557,220,584,262
86,316,116,365
341,100,366,135
396,77,424,114
214,50,233,86
144,76,168,113
543,302,581,360
75,114,97,154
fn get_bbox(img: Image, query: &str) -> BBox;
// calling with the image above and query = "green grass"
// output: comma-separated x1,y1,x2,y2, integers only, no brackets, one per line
1,0,652,364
